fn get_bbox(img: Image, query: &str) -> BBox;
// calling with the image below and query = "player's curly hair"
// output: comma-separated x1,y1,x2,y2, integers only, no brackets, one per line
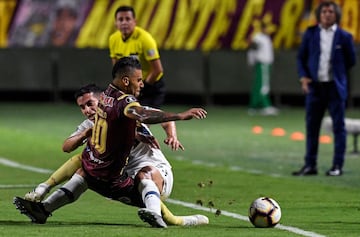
74,84,102,99
315,1,341,24
112,56,142,79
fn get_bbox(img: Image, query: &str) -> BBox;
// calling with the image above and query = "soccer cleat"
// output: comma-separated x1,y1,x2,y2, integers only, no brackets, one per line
138,208,167,228
13,196,50,224
182,214,209,226
24,183,50,202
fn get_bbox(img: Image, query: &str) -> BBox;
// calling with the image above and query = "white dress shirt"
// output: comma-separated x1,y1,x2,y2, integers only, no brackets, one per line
318,24,337,82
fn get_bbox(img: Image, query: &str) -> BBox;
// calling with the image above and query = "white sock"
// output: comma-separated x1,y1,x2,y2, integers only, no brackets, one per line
43,174,87,213
138,179,161,216
34,183,50,197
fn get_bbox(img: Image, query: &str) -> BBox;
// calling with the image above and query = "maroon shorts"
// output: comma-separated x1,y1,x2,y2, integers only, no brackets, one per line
83,171,144,207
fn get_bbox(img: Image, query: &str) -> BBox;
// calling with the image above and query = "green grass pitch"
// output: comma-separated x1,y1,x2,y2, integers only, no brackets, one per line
0,103,360,237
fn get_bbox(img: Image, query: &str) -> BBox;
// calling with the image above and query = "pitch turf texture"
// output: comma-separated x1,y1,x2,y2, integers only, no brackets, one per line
1,103,360,237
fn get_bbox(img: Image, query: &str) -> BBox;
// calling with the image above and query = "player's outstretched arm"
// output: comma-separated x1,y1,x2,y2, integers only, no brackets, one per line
126,106,207,124
178,108,207,120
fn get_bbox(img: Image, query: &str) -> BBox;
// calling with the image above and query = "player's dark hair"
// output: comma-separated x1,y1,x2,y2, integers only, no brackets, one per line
315,1,341,24
74,84,102,100
112,57,142,79
114,5,136,19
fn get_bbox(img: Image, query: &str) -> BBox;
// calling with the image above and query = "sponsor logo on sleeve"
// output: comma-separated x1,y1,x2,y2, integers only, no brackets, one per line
126,95,137,104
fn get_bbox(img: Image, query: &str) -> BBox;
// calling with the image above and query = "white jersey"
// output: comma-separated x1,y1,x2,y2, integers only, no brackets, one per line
69,119,93,138
71,120,173,198
126,124,173,198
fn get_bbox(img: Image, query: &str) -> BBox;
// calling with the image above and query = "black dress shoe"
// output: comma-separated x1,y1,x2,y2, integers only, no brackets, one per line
292,166,318,176
326,166,343,176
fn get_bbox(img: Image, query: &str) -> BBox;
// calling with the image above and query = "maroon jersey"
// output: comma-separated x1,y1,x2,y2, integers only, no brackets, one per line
82,84,140,181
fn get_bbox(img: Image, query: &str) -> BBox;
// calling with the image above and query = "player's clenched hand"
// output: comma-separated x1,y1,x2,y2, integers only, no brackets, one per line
179,108,207,120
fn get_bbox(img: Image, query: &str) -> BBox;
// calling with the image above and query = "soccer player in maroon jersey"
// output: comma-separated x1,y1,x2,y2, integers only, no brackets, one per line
14,57,207,228
19,83,208,226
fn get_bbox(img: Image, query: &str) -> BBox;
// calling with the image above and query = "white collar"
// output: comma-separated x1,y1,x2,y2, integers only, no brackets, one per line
319,24,337,32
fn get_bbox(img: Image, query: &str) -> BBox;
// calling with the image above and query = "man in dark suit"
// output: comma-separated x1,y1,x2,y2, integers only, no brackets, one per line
293,1,356,176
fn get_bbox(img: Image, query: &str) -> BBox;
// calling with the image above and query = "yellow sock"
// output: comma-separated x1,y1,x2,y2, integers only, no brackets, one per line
161,201,184,225
44,153,82,187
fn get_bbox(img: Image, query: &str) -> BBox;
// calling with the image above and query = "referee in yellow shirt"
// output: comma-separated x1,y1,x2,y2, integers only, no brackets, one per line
109,5,165,109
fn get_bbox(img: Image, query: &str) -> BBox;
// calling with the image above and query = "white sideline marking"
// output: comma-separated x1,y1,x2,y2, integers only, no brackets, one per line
166,199,326,237
0,184,35,189
1,157,326,237
0,157,52,174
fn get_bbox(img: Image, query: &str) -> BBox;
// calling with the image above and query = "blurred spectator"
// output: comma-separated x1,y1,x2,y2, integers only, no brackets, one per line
49,0,78,46
8,0,87,47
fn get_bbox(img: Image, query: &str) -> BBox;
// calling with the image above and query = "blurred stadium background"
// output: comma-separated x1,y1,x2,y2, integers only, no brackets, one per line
0,0,359,106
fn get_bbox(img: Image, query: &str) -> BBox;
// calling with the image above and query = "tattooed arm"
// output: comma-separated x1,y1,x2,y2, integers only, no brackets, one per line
125,106,207,124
